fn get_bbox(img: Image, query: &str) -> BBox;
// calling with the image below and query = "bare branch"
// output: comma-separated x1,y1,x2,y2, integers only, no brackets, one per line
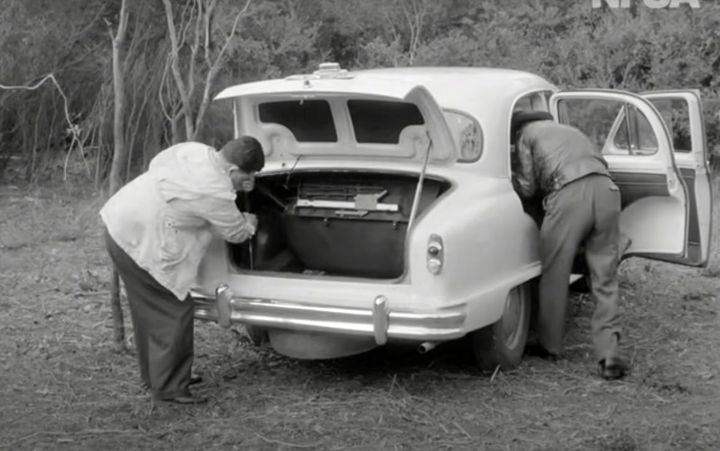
191,0,251,140
187,0,204,101
216,0,250,64
0,74,84,180
158,54,175,124
162,0,195,139
203,0,219,67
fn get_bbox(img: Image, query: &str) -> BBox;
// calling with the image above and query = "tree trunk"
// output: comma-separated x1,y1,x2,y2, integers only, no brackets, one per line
108,0,130,352
162,0,195,141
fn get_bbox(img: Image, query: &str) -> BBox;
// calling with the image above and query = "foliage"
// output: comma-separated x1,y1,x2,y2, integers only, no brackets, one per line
1,0,719,183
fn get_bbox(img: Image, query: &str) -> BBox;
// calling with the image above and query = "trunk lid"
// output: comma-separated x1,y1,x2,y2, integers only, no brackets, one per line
214,67,457,166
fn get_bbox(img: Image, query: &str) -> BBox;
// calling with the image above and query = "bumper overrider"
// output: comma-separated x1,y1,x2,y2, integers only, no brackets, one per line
191,284,467,345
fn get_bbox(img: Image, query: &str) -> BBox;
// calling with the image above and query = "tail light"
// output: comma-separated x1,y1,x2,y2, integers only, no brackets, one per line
427,234,444,275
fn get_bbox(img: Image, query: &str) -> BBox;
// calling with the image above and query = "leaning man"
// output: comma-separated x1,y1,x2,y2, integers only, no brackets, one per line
101,136,264,403
510,111,629,380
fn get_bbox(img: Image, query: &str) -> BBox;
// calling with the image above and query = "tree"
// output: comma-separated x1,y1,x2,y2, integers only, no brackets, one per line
160,0,251,143
107,0,130,351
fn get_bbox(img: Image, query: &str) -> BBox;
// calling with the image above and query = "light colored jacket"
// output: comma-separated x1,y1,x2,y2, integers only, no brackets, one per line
100,142,255,300
512,120,610,199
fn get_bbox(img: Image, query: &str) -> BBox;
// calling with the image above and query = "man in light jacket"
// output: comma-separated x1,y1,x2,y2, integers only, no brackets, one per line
101,136,264,403
511,111,629,380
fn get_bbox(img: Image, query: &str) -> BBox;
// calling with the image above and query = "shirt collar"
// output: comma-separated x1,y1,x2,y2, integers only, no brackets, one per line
208,147,238,176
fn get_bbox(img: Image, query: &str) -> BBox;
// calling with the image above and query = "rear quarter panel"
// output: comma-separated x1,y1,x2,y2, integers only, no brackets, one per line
407,174,541,330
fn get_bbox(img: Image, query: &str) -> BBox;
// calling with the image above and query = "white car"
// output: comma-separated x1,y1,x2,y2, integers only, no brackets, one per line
191,63,712,370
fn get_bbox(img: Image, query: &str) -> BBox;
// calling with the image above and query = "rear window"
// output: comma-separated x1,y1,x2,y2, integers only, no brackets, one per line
258,100,337,142
347,100,424,144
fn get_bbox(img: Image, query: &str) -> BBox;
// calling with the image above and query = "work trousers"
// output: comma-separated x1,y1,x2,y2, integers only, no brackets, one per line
105,230,194,400
538,174,622,362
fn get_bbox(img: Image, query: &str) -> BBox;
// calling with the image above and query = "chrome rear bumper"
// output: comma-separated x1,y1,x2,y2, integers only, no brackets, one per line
191,285,467,345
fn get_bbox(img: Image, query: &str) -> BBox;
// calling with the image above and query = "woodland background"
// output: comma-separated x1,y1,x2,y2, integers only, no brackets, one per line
2,2,720,449
0,0,719,186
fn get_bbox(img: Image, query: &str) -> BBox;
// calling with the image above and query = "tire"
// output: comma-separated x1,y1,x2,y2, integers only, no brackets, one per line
471,282,531,371
245,325,269,346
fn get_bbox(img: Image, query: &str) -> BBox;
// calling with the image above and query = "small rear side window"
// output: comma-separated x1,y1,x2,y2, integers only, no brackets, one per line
347,100,424,144
444,110,483,162
258,100,337,142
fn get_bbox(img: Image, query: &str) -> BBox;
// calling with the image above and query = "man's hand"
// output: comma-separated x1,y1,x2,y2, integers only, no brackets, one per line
244,213,258,233
240,179,254,192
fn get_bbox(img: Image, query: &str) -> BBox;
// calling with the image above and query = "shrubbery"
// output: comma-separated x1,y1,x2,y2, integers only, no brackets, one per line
1,0,718,182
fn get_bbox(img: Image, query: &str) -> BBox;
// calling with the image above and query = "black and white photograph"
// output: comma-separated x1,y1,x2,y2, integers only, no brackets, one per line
1,0,718,449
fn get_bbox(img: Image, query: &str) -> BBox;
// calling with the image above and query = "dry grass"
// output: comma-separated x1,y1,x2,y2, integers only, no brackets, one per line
1,180,719,451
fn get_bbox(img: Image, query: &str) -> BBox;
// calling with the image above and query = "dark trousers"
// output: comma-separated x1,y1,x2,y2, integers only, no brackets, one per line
105,230,194,399
538,174,622,362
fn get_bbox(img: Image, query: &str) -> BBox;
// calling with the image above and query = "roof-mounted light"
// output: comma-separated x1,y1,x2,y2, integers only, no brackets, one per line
284,62,354,83
313,62,352,79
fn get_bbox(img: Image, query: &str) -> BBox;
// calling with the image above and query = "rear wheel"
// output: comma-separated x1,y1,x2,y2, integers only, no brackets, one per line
245,325,269,346
471,283,531,371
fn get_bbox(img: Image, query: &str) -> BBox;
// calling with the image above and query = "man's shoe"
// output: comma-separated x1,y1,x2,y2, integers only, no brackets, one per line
142,374,202,389
157,393,208,405
599,358,629,380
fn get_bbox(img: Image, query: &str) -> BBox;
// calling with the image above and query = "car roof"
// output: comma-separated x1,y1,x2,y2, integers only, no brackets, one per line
351,67,556,110
216,66,556,112
215,66,558,176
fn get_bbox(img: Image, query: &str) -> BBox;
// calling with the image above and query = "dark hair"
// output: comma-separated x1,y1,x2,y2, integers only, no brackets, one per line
220,136,265,172
510,110,554,145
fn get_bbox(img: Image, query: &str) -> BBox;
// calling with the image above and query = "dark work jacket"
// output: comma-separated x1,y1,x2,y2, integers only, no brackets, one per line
512,120,611,199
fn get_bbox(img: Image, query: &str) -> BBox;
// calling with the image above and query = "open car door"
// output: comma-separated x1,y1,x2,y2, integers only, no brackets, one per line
642,90,712,266
549,90,703,265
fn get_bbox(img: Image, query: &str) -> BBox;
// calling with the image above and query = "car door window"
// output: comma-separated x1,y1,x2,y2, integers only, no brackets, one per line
555,99,657,156
647,98,692,153
612,105,658,155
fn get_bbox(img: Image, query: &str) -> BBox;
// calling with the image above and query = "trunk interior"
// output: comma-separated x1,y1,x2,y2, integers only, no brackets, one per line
230,170,451,279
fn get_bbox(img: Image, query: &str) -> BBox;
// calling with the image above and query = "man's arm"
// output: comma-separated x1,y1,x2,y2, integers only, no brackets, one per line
179,196,256,243
512,133,537,199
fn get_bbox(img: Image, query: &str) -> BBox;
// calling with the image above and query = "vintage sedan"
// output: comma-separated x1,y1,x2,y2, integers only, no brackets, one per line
191,63,712,370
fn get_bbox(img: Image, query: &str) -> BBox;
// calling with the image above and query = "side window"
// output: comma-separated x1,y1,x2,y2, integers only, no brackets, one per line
443,110,483,162
512,91,551,113
556,99,658,156
612,105,658,155
648,98,692,153
513,96,532,112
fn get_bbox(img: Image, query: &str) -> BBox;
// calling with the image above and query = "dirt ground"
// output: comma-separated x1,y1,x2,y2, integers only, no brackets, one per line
1,181,719,451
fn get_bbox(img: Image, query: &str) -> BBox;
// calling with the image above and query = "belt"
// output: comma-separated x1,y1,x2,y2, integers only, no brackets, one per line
551,171,610,192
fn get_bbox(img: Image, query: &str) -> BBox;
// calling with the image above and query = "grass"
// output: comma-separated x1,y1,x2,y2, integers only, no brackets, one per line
0,180,719,450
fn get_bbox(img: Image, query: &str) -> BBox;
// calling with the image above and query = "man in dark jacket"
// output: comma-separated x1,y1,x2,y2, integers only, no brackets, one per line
511,110,629,380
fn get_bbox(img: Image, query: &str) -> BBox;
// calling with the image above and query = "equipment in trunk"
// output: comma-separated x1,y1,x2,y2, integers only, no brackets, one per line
230,171,450,278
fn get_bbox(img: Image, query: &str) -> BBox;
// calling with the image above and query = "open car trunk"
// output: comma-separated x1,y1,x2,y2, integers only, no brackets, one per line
229,170,451,279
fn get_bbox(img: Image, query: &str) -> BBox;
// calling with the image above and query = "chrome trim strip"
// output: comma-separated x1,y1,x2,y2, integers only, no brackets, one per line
191,289,466,342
